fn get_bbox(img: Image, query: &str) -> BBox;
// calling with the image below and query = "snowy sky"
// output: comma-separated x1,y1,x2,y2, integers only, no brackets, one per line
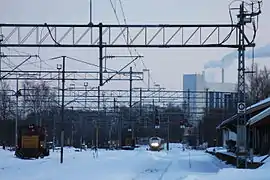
0,0,270,90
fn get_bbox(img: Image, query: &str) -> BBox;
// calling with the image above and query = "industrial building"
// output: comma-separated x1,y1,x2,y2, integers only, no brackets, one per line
183,72,238,124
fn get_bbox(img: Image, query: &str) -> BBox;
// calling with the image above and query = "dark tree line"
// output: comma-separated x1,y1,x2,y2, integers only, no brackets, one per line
199,64,270,147
0,80,57,121
0,79,187,146
22,80,57,115
0,81,15,121
246,63,270,105
4,63,269,147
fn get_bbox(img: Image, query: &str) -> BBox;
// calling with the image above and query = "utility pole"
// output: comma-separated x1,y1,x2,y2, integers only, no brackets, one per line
71,106,74,147
251,47,255,104
139,88,142,124
15,78,19,148
152,99,155,121
99,23,103,86
129,67,134,145
23,84,26,121
96,86,100,148
102,92,107,144
89,0,93,24
152,99,155,136
236,1,261,168
119,111,123,148
110,98,116,148
0,34,2,78
84,82,88,109
80,115,83,152
52,112,56,152
167,116,170,151
60,56,66,164
55,64,62,151
236,2,247,168
187,89,190,122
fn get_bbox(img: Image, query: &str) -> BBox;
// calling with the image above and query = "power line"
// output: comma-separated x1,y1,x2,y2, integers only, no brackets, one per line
112,0,155,88
108,0,135,59
118,0,155,86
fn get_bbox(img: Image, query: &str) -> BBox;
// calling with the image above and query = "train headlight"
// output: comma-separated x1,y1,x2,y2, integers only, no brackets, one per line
151,142,159,147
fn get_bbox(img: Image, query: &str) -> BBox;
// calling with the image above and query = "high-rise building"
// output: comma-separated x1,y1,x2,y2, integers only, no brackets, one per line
183,74,205,120
183,72,237,123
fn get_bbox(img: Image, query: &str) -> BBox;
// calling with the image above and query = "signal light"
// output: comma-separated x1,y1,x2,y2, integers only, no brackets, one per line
155,118,160,129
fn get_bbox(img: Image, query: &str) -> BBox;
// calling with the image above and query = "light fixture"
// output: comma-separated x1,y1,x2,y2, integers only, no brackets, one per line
57,64,62,70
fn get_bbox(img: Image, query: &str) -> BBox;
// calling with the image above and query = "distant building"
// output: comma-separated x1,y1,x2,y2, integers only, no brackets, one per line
183,73,205,120
183,72,237,123
206,82,238,111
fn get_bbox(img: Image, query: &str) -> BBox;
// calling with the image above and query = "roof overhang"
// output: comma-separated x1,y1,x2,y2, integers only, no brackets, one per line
217,97,270,130
247,106,270,126
216,114,238,130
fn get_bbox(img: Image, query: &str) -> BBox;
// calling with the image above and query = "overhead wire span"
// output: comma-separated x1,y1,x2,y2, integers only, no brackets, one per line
108,0,144,75
1,56,36,79
44,23,61,46
102,56,140,85
112,0,155,88
66,56,136,79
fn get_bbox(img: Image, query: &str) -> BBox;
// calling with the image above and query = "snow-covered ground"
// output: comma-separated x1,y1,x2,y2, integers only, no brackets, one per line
206,146,270,163
0,144,270,180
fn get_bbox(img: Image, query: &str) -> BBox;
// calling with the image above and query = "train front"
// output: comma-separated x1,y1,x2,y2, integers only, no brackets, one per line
15,124,49,159
148,137,164,151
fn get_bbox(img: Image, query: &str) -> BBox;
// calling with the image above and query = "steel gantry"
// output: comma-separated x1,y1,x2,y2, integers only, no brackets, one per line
0,24,247,48
0,22,255,86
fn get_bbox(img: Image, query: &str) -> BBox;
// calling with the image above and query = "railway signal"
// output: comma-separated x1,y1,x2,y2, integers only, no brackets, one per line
154,118,160,129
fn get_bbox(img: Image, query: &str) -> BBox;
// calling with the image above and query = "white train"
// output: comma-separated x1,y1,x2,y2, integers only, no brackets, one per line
148,137,164,151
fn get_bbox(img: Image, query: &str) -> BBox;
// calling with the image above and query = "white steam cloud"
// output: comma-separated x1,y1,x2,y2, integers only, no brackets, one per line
204,44,270,69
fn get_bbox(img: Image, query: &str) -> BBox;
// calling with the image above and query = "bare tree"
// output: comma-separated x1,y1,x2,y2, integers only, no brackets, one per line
22,81,57,123
246,63,270,104
0,81,15,120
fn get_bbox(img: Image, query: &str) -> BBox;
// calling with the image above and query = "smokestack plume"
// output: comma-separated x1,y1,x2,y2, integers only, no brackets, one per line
204,44,270,70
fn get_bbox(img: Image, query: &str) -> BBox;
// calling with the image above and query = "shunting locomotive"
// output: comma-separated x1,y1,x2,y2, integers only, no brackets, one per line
15,124,50,159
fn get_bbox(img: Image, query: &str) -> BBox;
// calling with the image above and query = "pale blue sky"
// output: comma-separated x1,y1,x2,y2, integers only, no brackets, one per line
1,0,269,90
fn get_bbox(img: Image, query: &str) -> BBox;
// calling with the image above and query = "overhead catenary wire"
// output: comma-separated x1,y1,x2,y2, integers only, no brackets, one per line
113,0,155,87
3,41,44,70
102,56,140,85
108,0,136,60
1,56,39,79
118,0,151,87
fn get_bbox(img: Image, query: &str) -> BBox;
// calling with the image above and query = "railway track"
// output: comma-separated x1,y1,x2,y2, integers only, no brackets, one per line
157,161,173,180
132,160,173,180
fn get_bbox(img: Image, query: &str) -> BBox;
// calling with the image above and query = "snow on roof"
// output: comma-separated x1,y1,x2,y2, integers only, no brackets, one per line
246,97,270,111
217,97,270,129
216,114,238,129
247,106,270,126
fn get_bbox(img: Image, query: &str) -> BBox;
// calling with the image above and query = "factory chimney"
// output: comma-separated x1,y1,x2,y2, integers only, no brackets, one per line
202,70,205,81
221,68,224,83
